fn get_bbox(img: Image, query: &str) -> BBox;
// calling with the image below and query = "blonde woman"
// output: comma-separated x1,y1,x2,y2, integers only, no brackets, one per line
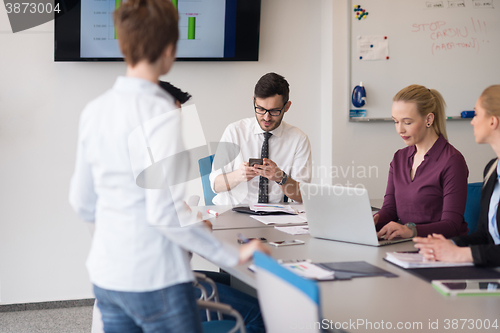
415,85,500,266
375,85,469,240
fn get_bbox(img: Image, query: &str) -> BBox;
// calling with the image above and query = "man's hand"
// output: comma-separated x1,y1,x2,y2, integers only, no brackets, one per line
253,158,283,182
237,162,259,182
376,221,413,240
238,239,271,264
213,162,259,193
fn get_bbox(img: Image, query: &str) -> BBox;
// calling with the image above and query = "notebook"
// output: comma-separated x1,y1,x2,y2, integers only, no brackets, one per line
232,206,296,215
300,183,412,247
385,251,474,269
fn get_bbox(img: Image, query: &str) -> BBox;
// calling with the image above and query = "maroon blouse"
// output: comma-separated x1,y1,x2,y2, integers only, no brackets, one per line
376,135,469,237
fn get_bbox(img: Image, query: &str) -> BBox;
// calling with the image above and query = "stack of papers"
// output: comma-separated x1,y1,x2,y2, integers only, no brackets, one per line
385,252,474,269
249,203,303,214
281,261,334,280
250,214,307,226
248,261,334,280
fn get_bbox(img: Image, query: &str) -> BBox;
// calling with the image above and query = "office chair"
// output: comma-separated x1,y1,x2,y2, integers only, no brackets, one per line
194,272,246,333
198,300,246,333
464,182,482,234
199,155,217,205
253,252,322,333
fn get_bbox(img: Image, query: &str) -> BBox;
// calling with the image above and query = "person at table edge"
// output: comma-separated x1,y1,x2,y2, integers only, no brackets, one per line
415,85,500,267
209,73,312,205
375,85,469,240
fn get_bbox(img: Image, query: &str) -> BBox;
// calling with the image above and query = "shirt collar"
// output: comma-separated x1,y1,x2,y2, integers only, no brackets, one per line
406,134,447,162
252,117,285,138
496,159,500,179
113,76,176,105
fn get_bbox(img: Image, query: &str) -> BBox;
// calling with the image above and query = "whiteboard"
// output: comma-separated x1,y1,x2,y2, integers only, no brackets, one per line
349,0,500,119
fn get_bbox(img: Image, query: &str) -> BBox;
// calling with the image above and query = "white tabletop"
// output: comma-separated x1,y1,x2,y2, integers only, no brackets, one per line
192,205,273,230
195,199,384,231
213,227,500,333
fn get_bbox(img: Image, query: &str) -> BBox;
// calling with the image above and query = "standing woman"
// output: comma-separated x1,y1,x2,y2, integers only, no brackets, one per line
415,85,500,266
375,85,469,240
69,1,269,332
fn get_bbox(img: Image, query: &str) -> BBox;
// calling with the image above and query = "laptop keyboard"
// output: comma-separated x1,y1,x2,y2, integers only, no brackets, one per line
378,236,406,245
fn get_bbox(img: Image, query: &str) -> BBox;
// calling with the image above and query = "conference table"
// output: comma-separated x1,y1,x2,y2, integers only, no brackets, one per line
200,205,500,333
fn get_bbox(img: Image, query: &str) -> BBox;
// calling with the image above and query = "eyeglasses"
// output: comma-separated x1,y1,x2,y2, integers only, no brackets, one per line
254,98,288,117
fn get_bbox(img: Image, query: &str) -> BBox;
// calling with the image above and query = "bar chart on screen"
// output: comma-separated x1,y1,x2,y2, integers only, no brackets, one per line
176,0,227,58
80,0,122,58
80,0,227,59
173,0,201,40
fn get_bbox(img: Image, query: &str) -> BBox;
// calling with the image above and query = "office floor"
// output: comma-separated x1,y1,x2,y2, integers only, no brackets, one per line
0,306,93,333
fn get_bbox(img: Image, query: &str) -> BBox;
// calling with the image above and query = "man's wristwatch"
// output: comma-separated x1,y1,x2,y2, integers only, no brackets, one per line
276,171,288,186
405,223,417,237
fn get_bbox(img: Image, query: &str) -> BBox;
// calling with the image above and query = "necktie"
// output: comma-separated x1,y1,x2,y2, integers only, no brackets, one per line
258,132,272,203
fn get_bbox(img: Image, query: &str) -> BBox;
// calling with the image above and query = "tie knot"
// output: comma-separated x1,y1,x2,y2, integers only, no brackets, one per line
263,132,272,140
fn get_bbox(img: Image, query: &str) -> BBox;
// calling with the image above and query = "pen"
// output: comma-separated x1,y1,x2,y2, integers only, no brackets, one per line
238,233,250,244
207,209,219,217
253,205,284,208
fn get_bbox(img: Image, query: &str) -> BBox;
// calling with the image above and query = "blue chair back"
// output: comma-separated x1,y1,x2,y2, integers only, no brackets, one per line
465,182,482,235
199,155,216,205
253,252,321,333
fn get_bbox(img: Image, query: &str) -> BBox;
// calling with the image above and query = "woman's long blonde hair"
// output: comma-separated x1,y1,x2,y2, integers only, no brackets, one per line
393,84,447,141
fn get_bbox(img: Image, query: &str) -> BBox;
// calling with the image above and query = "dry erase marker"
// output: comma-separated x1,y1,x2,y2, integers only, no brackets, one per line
206,209,219,217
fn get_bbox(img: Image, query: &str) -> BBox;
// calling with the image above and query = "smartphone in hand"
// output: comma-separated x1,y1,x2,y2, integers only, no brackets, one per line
249,158,263,167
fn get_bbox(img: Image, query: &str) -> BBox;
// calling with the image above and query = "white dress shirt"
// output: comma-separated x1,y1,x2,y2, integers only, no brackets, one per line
69,76,239,292
209,117,312,205
488,162,500,245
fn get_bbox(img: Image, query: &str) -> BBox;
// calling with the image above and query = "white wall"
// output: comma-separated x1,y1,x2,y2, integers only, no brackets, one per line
0,0,495,305
0,0,322,304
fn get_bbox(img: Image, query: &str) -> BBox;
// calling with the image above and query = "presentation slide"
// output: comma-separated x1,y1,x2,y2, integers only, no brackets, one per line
80,0,227,58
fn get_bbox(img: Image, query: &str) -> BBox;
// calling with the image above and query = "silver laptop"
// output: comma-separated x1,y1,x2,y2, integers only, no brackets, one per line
300,183,411,247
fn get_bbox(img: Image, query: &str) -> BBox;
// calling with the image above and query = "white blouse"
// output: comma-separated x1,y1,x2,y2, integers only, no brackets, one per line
69,77,238,292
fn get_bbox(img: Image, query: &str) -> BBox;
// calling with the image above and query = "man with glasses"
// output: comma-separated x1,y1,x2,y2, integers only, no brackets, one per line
209,72,312,205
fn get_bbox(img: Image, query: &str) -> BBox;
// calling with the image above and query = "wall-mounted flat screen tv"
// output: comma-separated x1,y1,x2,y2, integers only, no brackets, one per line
55,0,261,61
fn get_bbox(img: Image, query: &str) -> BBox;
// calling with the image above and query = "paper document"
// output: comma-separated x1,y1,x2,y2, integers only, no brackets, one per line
357,35,389,60
249,261,334,280
385,252,474,269
250,214,307,226
281,261,334,281
275,226,310,235
249,203,298,214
